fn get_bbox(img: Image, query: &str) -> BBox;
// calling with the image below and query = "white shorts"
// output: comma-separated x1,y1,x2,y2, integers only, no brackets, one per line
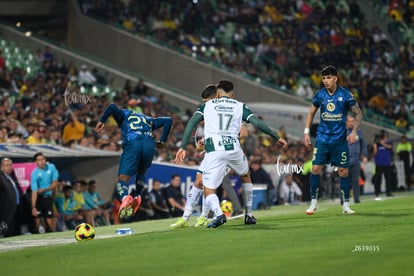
198,160,232,178
201,149,249,189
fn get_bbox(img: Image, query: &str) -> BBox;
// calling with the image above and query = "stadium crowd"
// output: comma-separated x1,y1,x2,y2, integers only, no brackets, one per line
0,40,312,234
79,0,414,133
1,0,414,234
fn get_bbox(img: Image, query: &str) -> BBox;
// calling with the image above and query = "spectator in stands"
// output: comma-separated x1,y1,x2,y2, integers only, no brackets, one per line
123,79,134,95
33,48,44,65
87,180,110,225
78,136,95,148
78,64,96,86
31,152,59,233
148,180,170,219
26,126,46,144
133,78,149,97
165,174,186,217
250,157,275,207
133,186,154,221
45,129,62,145
394,114,409,131
43,46,54,62
155,149,168,162
91,68,107,86
295,80,314,100
127,98,142,113
383,105,396,121
400,71,414,95
6,132,25,144
71,180,95,227
80,180,99,227
0,126,8,143
54,184,83,230
61,110,86,145
388,14,405,48
278,174,303,205
368,92,388,114
394,97,412,115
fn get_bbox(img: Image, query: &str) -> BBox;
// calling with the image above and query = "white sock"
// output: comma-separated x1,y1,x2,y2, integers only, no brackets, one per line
201,195,209,218
311,199,318,205
182,186,203,220
205,194,223,217
243,183,253,217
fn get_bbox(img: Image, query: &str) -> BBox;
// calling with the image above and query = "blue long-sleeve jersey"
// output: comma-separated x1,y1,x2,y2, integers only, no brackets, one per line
99,103,172,144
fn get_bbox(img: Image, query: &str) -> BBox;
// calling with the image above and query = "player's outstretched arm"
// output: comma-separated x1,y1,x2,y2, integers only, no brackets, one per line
153,117,173,143
96,103,125,130
95,122,105,133
175,113,203,163
248,116,287,150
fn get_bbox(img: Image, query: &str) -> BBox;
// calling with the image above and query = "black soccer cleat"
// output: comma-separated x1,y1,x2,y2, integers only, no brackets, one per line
207,214,227,228
244,215,257,225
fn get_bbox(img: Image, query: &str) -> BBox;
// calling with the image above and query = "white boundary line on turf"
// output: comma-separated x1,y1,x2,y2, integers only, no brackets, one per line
0,234,123,253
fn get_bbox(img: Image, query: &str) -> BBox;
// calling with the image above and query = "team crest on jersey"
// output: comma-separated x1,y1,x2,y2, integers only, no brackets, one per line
338,97,343,101
327,102,335,112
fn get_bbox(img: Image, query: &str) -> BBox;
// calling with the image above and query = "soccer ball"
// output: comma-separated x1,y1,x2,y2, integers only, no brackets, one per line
221,200,233,215
74,223,95,241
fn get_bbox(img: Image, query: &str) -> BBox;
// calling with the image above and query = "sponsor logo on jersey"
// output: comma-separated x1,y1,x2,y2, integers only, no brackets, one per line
321,112,342,121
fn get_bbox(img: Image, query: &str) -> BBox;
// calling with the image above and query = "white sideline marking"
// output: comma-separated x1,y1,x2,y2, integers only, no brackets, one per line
0,234,119,253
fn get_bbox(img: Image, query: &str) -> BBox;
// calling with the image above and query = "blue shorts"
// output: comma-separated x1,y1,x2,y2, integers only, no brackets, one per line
119,138,155,177
312,139,349,168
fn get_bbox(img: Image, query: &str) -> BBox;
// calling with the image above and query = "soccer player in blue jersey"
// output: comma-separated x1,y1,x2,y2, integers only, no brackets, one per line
303,65,363,215
95,102,172,220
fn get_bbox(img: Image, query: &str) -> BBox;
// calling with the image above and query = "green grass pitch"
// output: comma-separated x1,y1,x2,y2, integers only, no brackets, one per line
1,192,413,275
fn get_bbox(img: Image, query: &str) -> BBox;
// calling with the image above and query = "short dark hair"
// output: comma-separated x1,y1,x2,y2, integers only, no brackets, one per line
217,80,233,92
33,152,44,161
201,84,217,100
63,185,73,192
321,65,337,76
